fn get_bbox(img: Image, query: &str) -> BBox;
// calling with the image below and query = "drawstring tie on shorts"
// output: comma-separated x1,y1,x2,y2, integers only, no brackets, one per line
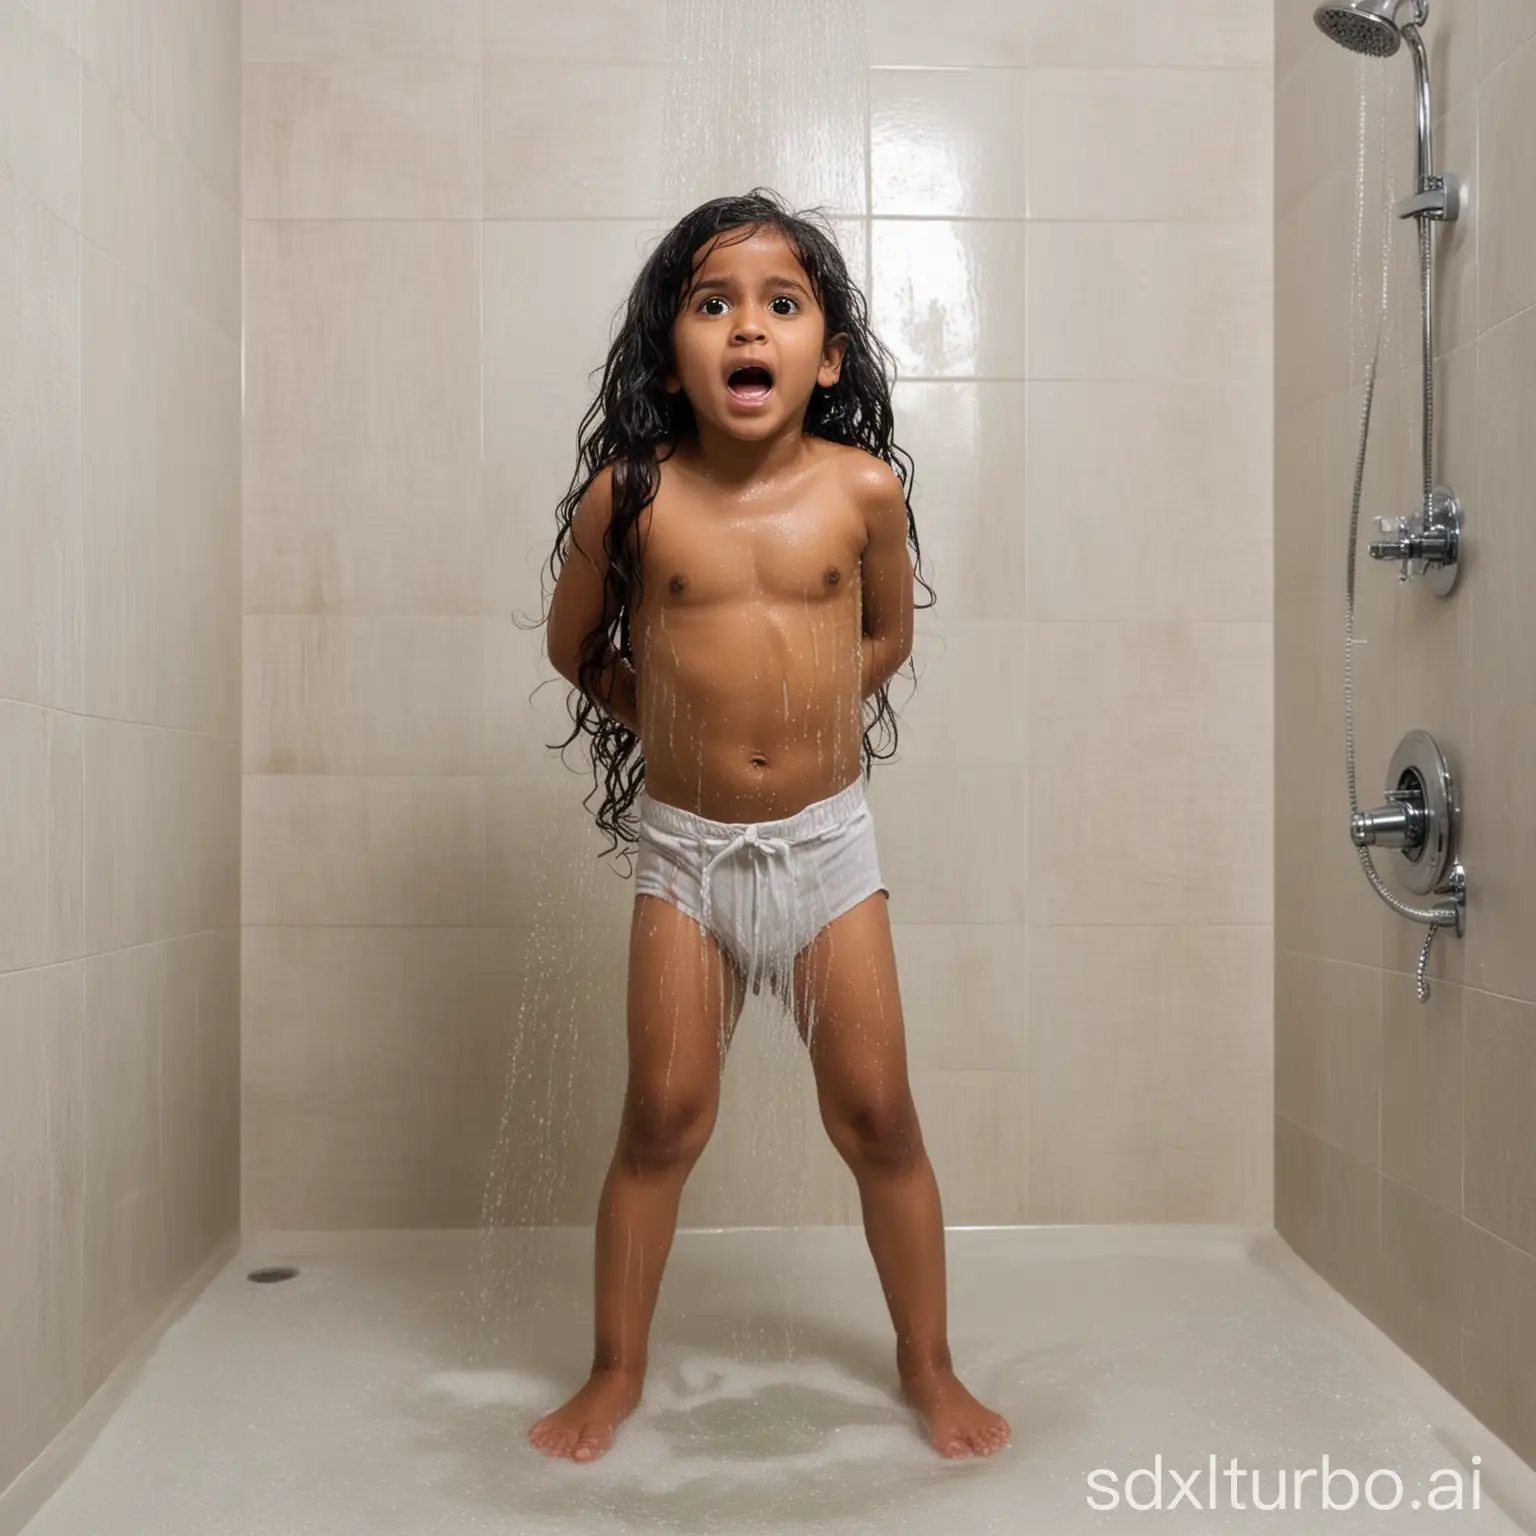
699,823,795,933
697,818,849,991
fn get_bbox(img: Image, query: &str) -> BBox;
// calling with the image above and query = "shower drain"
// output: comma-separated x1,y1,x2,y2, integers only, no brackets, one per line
247,1266,300,1283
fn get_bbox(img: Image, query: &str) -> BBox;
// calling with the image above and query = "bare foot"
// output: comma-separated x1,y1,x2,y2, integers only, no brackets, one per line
528,1367,644,1462
900,1365,1011,1459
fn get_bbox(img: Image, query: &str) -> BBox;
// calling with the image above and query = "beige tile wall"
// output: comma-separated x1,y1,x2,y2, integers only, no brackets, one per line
0,0,242,1500
241,0,1273,1232
1275,0,1536,1469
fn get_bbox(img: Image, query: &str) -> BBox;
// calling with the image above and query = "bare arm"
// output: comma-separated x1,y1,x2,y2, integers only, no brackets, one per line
856,459,916,701
545,466,641,733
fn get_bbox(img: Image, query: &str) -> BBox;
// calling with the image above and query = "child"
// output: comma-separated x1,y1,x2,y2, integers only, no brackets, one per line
530,188,1010,1464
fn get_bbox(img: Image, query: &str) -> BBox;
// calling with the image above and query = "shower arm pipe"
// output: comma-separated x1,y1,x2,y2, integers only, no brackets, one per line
1404,21,1434,187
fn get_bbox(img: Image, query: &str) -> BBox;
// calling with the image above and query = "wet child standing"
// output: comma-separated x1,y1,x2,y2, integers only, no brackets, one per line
531,189,1010,1464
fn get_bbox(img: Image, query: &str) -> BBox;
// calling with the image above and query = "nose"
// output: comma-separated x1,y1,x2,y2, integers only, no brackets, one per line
733,311,767,342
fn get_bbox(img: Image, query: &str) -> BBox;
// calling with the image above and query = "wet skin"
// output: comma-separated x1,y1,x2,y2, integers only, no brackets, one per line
535,226,1011,1465
628,432,869,821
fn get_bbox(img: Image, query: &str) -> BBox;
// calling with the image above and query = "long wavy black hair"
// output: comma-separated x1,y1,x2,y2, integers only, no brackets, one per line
524,188,936,872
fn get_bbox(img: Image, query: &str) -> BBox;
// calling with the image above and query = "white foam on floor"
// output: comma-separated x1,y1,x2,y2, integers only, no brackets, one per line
14,1227,1536,1535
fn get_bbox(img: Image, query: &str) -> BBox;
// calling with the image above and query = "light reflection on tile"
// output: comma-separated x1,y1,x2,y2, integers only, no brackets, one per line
871,220,1026,379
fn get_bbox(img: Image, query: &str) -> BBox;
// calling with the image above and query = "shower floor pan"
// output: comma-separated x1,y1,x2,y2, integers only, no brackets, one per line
9,1225,1536,1535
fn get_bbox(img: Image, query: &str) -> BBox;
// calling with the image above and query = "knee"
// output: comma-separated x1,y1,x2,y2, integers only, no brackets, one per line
824,1091,924,1173
620,1089,716,1172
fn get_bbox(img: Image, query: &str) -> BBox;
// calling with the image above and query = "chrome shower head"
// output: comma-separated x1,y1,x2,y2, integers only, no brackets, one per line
1313,0,1423,56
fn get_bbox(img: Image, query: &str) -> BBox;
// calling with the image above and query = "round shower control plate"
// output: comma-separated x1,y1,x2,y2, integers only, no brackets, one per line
1386,729,1457,895
1427,486,1462,597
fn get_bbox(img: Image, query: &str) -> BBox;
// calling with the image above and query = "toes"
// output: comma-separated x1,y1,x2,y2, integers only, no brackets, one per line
529,1410,618,1462
943,1416,1012,1458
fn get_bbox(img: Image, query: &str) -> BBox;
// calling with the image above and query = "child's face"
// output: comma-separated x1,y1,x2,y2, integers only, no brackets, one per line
665,226,847,439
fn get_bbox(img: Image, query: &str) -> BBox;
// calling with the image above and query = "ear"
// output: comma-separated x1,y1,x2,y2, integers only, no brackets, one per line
662,372,682,394
817,332,848,389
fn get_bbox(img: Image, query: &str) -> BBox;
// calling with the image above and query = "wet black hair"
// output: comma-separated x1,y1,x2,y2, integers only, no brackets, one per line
523,187,936,872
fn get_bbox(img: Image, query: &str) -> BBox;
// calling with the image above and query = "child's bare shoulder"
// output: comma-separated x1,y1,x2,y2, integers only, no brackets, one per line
831,443,903,507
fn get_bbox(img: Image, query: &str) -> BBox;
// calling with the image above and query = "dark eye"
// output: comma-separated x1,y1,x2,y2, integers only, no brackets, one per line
697,294,798,316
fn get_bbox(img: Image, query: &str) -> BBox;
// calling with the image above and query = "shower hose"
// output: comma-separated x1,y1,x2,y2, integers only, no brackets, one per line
1343,192,1455,1002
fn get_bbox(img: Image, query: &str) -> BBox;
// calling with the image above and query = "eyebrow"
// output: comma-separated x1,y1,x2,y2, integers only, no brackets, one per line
691,273,812,298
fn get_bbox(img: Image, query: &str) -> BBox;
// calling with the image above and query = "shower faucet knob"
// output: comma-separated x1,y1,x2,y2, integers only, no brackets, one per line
1368,513,1406,550
1366,486,1463,595
1351,800,1425,850
1367,514,1415,579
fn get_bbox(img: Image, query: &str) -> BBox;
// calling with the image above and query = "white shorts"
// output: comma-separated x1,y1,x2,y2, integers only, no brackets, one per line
632,776,889,1002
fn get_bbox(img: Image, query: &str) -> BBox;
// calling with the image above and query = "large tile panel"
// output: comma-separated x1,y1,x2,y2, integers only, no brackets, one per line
1029,622,1272,925
243,220,483,614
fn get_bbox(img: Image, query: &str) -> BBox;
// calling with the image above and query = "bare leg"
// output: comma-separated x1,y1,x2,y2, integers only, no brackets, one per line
529,894,746,1462
793,892,1011,1459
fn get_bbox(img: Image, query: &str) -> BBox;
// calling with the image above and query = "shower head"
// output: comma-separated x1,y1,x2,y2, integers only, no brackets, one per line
1312,0,1424,56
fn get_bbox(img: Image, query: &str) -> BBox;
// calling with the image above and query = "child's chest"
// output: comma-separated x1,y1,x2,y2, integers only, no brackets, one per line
631,463,868,616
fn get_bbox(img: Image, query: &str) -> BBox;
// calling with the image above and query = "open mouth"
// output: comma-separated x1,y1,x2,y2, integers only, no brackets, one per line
726,364,774,405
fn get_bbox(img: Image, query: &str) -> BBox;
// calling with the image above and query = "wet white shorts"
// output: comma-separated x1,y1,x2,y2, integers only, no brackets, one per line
633,776,889,1002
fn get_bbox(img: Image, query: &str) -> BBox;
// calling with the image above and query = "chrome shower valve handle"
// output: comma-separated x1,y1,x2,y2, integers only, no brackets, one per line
1367,487,1462,593
1370,515,1411,581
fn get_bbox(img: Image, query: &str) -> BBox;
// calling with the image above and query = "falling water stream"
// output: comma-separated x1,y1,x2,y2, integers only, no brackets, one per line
657,0,869,225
